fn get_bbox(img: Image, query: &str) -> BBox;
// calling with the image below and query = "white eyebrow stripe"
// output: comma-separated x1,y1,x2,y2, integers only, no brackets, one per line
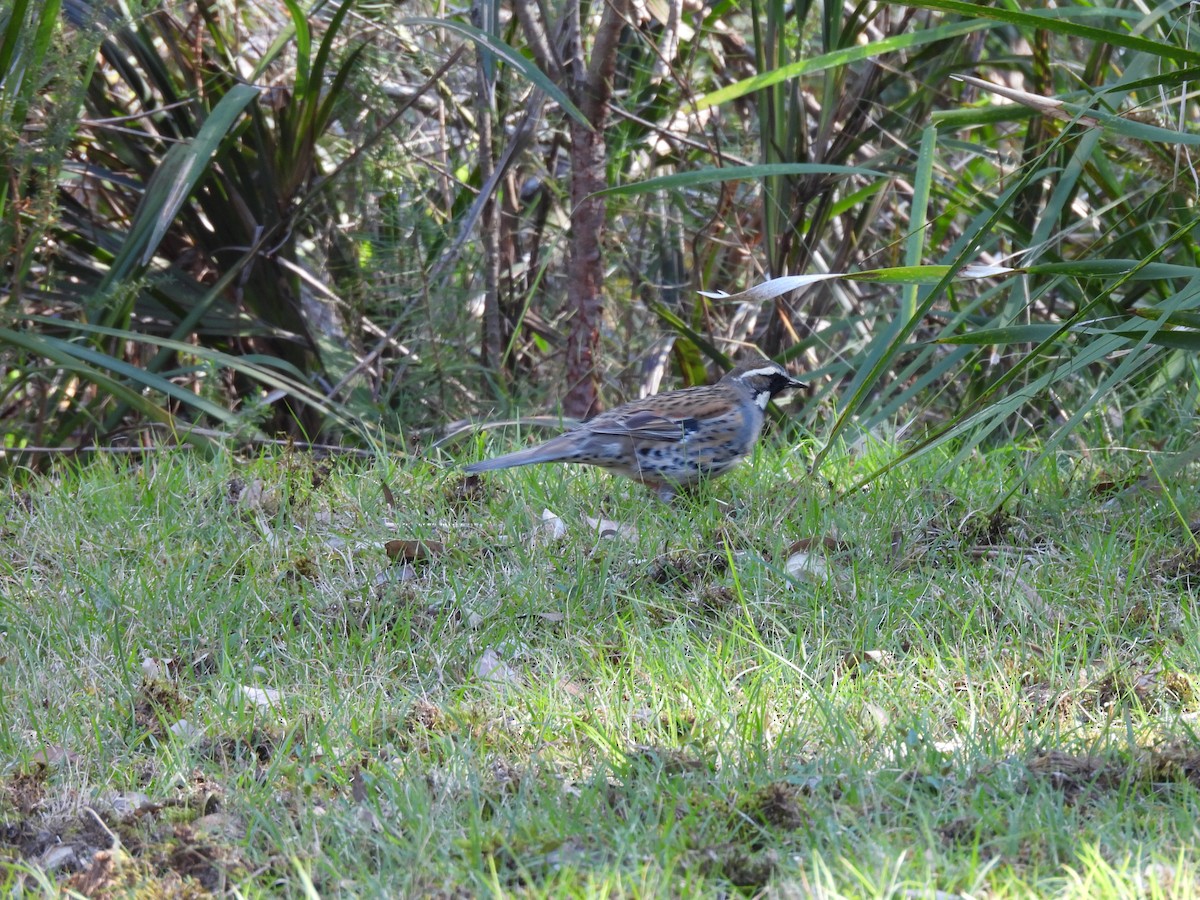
738,366,783,380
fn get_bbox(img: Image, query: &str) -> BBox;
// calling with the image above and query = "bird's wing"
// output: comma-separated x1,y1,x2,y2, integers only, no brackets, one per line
585,387,750,442
586,409,694,441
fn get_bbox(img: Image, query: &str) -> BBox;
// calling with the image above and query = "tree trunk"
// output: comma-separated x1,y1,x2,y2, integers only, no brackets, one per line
560,0,629,419
562,117,607,417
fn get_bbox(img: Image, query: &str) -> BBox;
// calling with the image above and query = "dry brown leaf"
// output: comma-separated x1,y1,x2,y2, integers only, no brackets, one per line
786,535,850,555
64,848,127,895
384,539,446,562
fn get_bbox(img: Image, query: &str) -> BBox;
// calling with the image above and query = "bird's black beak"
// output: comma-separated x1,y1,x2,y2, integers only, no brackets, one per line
786,376,806,391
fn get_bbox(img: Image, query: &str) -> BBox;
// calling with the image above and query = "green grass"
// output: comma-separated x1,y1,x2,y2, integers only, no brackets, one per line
1,439,1198,896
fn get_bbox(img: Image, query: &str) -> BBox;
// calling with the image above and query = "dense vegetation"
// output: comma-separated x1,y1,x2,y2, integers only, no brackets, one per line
1,0,1197,484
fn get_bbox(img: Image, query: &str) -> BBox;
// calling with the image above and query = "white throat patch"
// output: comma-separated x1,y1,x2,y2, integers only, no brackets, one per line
754,390,772,410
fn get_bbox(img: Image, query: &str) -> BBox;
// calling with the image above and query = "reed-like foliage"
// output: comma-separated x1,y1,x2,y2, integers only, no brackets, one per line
2,1,1197,483
3,1,374,458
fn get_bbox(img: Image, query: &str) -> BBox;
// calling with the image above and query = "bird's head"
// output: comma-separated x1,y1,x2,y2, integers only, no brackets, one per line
723,359,806,410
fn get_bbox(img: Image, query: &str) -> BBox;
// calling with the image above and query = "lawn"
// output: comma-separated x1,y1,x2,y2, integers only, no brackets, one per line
1,441,1198,897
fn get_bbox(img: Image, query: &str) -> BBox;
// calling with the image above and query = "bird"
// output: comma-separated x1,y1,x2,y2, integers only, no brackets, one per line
464,359,805,500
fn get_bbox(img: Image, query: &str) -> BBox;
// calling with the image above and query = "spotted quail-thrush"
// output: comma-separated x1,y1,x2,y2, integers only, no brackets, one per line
464,359,804,500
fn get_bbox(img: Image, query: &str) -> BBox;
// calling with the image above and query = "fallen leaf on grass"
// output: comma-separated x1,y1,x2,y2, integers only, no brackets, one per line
42,844,81,873
585,516,638,540
169,719,205,744
785,535,851,555
29,745,79,767
385,539,446,563
537,508,567,541
838,649,892,676
474,647,524,686
233,685,282,710
140,656,176,680
784,549,833,584
227,477,280,514
376,563,418,584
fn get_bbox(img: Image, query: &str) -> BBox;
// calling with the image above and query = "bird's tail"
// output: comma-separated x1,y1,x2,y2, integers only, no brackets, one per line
463,437,575,474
